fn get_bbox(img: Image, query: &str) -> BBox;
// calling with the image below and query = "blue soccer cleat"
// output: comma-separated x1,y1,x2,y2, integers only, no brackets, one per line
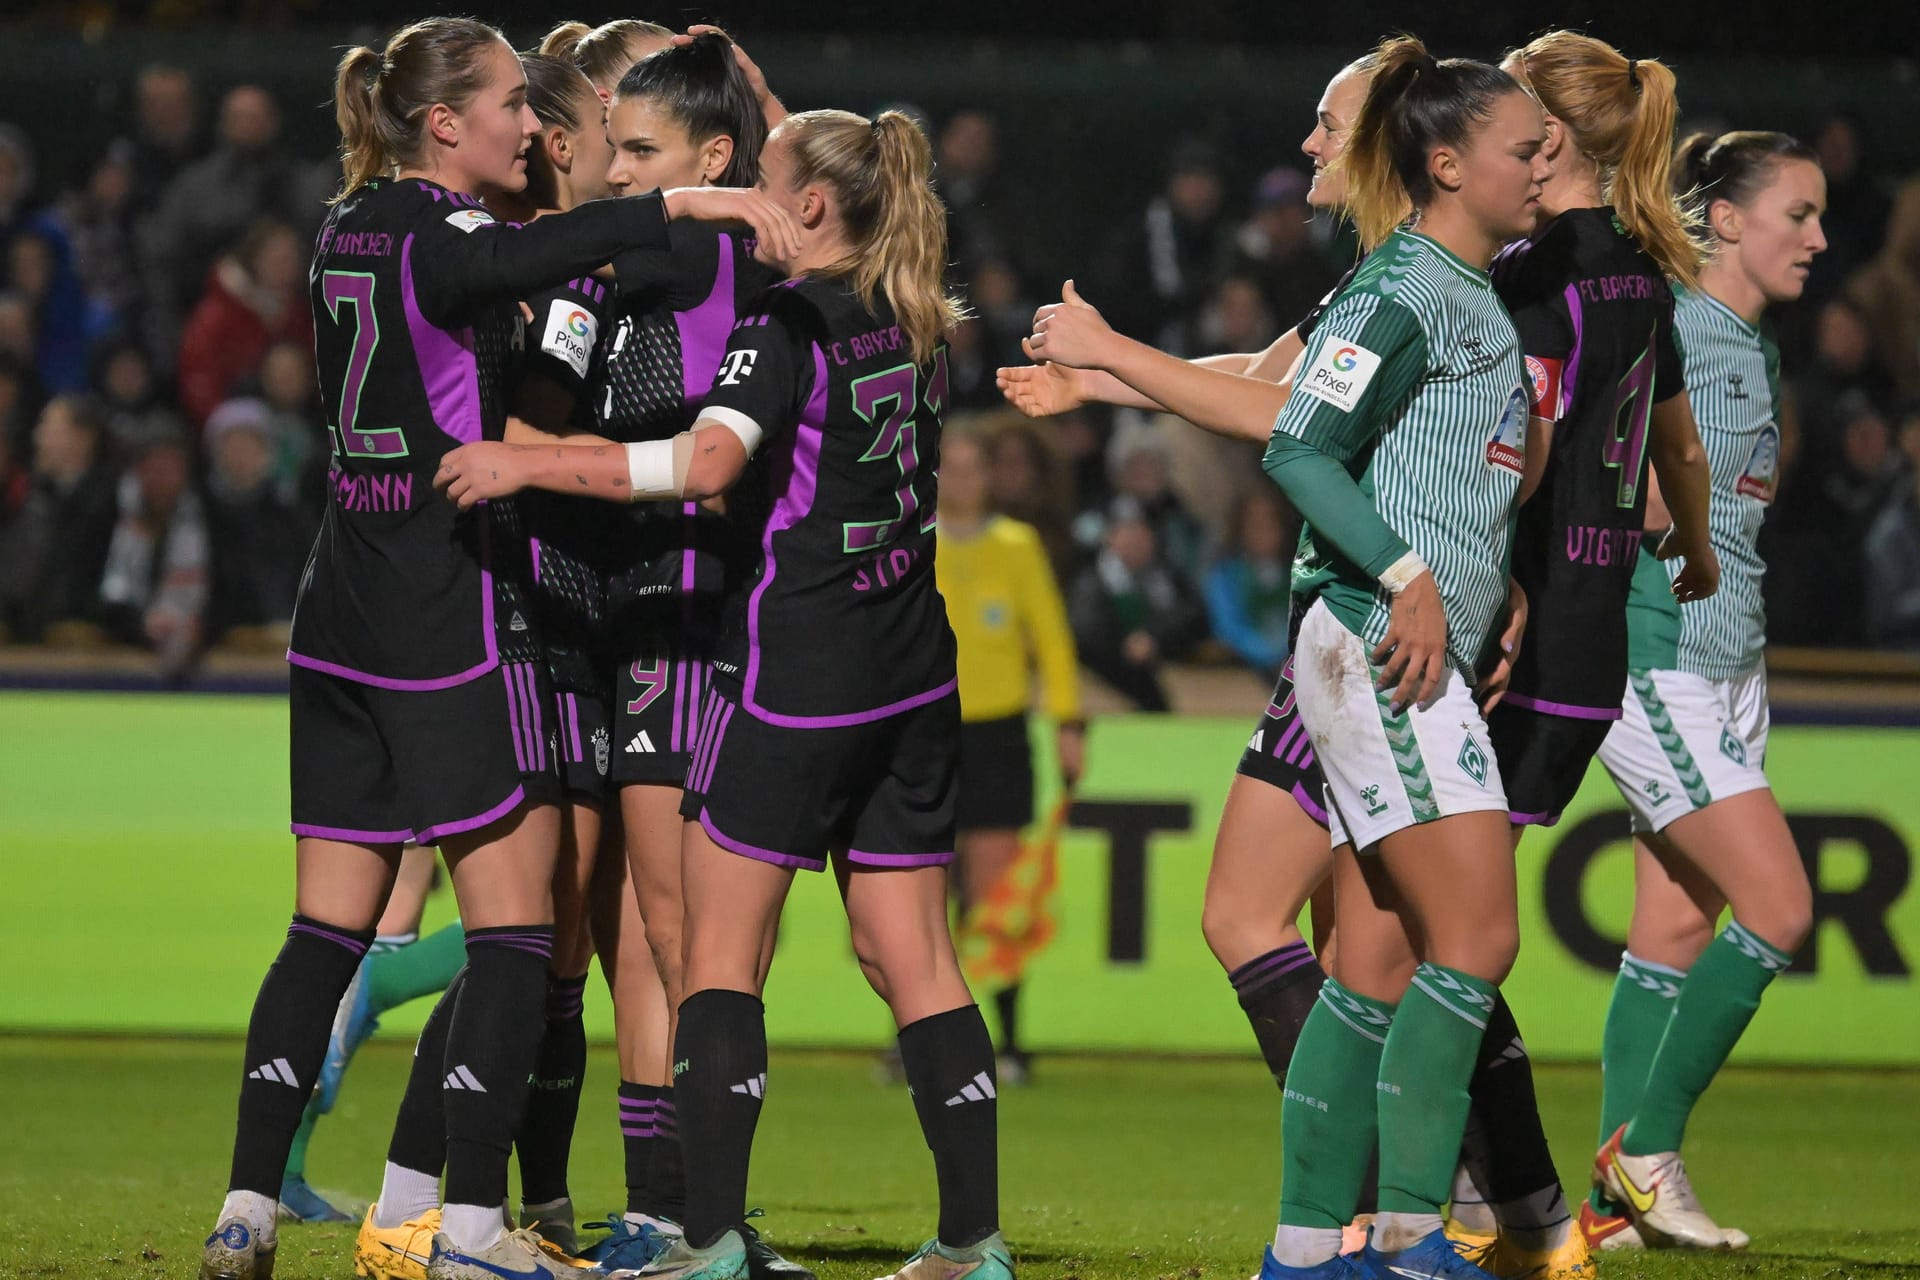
316,957,378,1114
1353,1227,1498,1280
580,1216,680,1272
278,1174,354,1224
1257,1246,1366,1280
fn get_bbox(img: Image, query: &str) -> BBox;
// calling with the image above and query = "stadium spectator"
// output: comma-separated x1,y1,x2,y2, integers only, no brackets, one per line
93,339,182,450
0,124,41,262
0,351,37,456
1844,176,1920,400
1203,487,1294,678
254,339,326,496
1864,403,1920,650
143,85,304,368
938,109,1023,280
985,415,1082,583
176,218,312,428
1810,112,1891,304
0,394,118,642
1092,137,1230,354
96,431,208,671
1067,496,1207,710
55,142,146,331
202,398,313,644
1795,298,1896,449
124,65,202,210
9,225,93,395
1109,433,1206,582
1228,167,1338,330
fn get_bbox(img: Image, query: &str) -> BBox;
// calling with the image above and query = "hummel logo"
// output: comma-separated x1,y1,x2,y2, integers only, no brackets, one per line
626,730,657,754
444,1064,488,1092
730,1072,767,1099
944,1071,997,1107
509,611,529,632
247,1058,301,1087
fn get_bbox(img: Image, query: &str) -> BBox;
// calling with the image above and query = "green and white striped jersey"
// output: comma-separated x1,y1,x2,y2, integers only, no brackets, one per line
1270,229,1528,678
1625,286,1779,677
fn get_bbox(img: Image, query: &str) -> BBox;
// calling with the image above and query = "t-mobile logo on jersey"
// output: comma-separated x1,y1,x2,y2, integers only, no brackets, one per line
716,349,759,385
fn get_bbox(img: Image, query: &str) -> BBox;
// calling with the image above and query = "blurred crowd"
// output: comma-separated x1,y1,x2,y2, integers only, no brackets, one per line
2,68,1919,688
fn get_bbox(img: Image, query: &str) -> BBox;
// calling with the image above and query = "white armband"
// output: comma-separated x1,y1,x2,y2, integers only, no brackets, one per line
699,406,765,456
624,439,679,501
1378,550,1430,596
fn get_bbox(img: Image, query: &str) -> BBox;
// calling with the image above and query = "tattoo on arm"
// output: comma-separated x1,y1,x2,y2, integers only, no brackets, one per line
576,474,589,487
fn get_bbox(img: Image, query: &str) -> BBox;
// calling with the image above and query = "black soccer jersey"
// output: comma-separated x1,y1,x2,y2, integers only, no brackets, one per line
289,178,668,688
1491,207,1686,715
1296,259,1361,345
699,277,959,726
592,221,782,600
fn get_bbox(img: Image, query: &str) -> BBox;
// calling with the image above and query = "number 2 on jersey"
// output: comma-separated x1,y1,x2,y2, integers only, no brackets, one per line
321,271,408,460
1602,338,1655,508
842,350,948,553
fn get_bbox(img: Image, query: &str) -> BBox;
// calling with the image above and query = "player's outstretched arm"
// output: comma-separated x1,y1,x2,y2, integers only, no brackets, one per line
1025,282,1287,443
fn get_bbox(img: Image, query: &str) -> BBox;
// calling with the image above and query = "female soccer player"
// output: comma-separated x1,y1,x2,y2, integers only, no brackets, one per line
1025,36,1548,1280
935,426,1084,1078
541,18,674,101
437,106,1009,1280
198,19,798,1280
999,47,1378,1109
1590,130,1826,1252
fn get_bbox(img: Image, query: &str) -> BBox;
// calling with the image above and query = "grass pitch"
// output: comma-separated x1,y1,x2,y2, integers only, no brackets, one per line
0,1037,1914,1279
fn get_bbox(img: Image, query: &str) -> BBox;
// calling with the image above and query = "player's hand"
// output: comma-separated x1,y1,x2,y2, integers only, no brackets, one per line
1656,527,1720,603
1372,570,1449,713
996,340,1090,417
1026,280,1118,371
436,442,526,511
662,187,802,264
675,26,787,127
1056,721,1087,790
1475,577,1529,714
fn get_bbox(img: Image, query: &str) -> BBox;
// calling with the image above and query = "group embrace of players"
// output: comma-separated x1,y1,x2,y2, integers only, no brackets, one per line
198,14,1827,1280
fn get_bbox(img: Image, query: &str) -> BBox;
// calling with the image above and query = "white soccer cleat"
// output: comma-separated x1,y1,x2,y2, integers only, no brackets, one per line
1593,1126,1739,1250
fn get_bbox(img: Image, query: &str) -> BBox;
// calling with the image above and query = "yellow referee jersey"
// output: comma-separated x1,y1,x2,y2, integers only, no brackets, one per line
936,514,1082,724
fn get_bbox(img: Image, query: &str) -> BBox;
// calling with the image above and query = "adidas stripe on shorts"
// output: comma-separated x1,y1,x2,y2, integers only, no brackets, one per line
1597,662,1770,834
1293,598,1508,852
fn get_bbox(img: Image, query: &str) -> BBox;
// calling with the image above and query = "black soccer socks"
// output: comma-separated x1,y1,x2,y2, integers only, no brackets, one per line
673,988,769,1248
515,972,589,1205
228,915,374,1196
898,1004,1001,1249
1228,942,1328,1087
442,925,555,1210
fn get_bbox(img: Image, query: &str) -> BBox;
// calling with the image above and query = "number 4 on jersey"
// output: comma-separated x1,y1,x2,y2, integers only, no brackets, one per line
321,270,408,460
843,350,948,553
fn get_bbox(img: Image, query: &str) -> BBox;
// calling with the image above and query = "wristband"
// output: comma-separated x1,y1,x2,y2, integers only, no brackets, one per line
624,439,678,501
1379,550,1430,596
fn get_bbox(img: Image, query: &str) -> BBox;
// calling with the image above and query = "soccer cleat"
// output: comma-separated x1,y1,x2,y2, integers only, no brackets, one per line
279,1174,355,1224
318,956,378,1113
740,1211,814,1280
1575,1201,1642,1252
580,1216,680,1271
1480,1228,1596,1279
521,1198,578,1256
1593,1125,1736,1250
873,1232,1014,1280
1440,1218,1496,1268
1354,1227,1497,1280
428,1227,596,1280
201,1217,277,1280
623,1229,749,1280
1257,1245,1365,1279
355,1206,441,1280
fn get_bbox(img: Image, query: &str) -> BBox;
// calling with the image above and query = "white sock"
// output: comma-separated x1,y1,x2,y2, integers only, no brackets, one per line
1270,1225,1341,1268
1494,1184,1572,1252
374,931,419,953
217,1190,278,1240
624,1212,678,1233
1371,1211,1443,1252
374,1162,441,1229
1448,1161,1498,1234
442,1202,507,1253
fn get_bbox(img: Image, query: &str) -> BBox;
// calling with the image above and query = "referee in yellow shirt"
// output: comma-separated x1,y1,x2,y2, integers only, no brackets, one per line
936,428,1086,1080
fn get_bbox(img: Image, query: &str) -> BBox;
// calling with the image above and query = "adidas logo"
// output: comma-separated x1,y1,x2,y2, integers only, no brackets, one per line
730,1073,766,1099
247,1058,300,1087
509,611,529,632
943,1071,997,1107
625,730,657,754
1487,1035,1527,1068
1248,729,1264,753
444,1064,488,1092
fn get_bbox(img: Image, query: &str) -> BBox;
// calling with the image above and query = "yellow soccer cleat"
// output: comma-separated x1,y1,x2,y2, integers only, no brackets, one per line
1441,1218,1498,1269
355,1206,441,1280
1482,1227,1597,1280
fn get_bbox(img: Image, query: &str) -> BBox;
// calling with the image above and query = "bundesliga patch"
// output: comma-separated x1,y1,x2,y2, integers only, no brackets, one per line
1297,339,1383,413
541,298,598,377
1486,386,1528,475
1525,355,1564,421
445,207,494,233
1736,422,1780,502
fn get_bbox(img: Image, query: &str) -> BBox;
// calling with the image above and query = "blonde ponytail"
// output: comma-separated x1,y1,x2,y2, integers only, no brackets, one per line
333,46,388,200
1507,32,1702,286
775,109,966,366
